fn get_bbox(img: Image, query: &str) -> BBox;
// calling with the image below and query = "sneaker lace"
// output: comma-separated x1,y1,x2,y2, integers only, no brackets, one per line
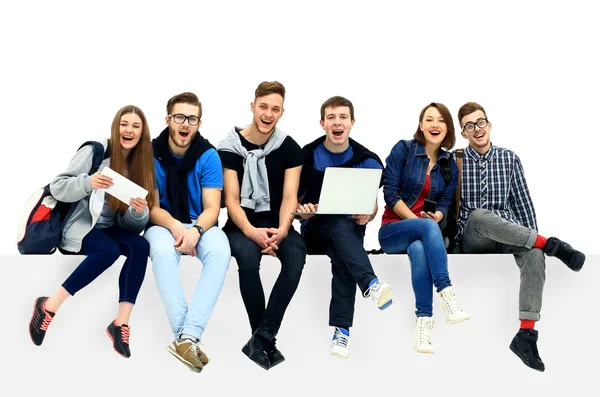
188,342,201,355
443,288,464,315
40,312,53,331
418,319,433,345
121,326,130,344
194,340,209,358
333,329,349,347
363,281,381,298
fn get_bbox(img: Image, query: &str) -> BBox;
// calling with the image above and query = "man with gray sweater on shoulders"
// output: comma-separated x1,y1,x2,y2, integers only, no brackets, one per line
218,81,306,371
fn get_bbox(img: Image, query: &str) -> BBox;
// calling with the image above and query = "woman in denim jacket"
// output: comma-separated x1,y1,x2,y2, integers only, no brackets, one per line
28,105,156,359
378,102,469,354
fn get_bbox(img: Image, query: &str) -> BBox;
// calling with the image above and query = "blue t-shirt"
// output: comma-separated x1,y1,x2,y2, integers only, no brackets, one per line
154,148,223,221
314,143,381,171
301,143,382,232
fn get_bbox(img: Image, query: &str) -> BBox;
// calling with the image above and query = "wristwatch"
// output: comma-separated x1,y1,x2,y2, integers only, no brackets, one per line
193,225,205,238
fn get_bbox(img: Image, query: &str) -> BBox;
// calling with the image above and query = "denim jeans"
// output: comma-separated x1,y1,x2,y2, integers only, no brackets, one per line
62,225,149,304
145,223,231,341
378,218,451,317
227,228,306,338
303,215,377,329
462,209,545,321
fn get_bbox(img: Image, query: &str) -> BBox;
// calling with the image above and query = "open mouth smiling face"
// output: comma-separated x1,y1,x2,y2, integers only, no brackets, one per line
252,93,284,135
321,105,354,148
460,110,491,151
119,113,143,150
166,103,201,149
420,107,447,145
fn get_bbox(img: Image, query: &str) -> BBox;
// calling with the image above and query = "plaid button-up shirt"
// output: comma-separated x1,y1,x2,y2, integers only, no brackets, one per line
455,144,538,245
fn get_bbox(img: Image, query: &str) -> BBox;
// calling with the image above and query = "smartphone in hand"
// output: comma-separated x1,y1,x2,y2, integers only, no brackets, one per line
423,199,437,214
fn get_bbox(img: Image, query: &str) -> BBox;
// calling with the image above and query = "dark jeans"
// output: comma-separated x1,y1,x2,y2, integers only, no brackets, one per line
227,228,306,337
61,225,150,304
303,216,377,330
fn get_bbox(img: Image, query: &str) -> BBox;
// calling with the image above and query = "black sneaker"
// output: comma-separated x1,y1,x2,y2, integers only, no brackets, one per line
509,329,545,372
544,237,585,272
29,297,55,346
106,321,131,358
266,337,285,368
241,331,271,370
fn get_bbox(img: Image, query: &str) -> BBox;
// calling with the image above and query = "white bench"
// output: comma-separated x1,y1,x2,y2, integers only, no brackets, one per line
8,254,597,395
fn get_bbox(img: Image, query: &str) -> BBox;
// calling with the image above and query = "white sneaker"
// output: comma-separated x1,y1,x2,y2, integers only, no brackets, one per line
439,286,470,324
364,279,393,310
414,317,434,354
330,327,350,358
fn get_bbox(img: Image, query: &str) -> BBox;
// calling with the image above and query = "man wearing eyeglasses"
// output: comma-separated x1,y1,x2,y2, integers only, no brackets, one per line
144,92,231,373
455,102,585,372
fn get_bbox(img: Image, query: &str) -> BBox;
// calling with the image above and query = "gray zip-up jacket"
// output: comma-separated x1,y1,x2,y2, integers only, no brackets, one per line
49,138,149,252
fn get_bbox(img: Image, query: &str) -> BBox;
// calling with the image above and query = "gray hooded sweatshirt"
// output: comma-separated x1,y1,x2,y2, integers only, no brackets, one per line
49,138,149,252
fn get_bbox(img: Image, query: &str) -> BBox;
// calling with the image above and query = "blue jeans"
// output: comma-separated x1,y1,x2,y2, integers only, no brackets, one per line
61,225,149,304
378,218,451,317
144,223,231,341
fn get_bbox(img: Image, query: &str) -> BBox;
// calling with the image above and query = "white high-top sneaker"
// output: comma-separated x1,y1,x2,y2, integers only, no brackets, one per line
439,286,470,324
330,327,350,358
364,279,393,310
414,317,435,354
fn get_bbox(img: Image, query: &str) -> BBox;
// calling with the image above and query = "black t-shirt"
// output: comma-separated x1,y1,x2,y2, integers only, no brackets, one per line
219,128,303,232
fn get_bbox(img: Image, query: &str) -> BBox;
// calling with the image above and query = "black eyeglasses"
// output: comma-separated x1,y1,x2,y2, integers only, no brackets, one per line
168,113,200,126
462,118,489,133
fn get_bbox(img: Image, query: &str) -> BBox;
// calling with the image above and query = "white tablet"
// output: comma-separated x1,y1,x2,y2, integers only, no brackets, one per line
100,167,148,205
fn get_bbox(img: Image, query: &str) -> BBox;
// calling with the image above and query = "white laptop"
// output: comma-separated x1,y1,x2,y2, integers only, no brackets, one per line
292,167,382,216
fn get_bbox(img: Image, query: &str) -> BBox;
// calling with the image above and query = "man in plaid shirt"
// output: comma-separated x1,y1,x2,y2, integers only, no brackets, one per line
455,102,585,372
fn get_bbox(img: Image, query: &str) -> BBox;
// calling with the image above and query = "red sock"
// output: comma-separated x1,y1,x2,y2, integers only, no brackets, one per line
533,234,548,249
520,319,536,329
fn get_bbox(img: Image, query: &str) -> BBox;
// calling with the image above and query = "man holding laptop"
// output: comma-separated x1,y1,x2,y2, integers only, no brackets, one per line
296,95,393,359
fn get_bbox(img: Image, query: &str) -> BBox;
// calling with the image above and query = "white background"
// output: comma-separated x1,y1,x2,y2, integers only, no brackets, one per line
1,0,597,255
1,1,598,394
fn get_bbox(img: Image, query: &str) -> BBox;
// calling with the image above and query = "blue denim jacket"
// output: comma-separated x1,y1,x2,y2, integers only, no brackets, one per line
383,139,458,220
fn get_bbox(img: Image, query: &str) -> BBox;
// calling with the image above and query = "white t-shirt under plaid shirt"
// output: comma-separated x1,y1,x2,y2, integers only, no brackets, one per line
455,144,538,245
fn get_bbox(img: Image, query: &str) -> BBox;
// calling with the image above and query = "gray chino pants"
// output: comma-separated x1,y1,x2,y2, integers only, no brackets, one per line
462,209,545,321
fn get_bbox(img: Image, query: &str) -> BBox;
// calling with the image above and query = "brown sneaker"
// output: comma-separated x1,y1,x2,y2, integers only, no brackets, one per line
167,340,205,373
194,341,210,366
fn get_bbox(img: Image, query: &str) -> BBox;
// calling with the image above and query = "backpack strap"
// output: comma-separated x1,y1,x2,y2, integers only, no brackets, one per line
78,141,108,174
454,148,464,223
439,152,452,183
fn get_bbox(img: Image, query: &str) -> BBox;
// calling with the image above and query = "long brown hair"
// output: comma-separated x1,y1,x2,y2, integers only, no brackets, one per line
108,105,156,212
